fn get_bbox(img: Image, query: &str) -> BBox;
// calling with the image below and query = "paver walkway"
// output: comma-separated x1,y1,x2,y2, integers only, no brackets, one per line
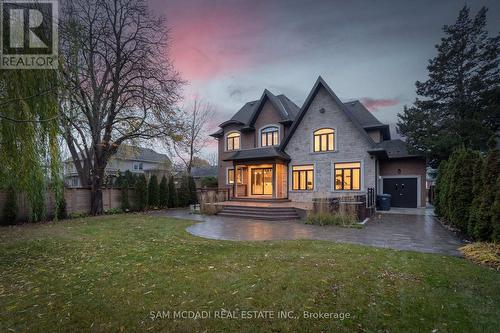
153,209,464,256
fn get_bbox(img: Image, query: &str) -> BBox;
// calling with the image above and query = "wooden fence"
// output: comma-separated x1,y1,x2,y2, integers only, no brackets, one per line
0,188,129,222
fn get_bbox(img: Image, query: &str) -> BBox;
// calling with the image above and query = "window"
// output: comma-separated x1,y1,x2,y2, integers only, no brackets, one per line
313,128,335,152
261,126,279,146
227,168,243,184
292,165,314,191
226,132,241,151
133,162,143,170
334,162,361,191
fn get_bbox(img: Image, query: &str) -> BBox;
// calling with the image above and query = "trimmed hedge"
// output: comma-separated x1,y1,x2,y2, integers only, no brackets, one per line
435,146,499,241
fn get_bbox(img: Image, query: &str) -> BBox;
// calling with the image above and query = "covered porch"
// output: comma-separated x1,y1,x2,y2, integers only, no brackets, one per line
223,147,290,200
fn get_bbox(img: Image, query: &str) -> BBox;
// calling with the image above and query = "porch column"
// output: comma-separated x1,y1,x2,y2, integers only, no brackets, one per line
272,163,276,198
233,161,237,198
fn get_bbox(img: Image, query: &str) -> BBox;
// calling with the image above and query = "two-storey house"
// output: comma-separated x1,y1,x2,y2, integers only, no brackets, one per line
211,77,426,208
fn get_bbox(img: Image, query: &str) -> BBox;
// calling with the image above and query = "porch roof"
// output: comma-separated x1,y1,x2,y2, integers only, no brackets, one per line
223,147,291,162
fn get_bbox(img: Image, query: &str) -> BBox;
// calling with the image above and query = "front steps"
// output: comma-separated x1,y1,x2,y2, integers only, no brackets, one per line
217,205,300,220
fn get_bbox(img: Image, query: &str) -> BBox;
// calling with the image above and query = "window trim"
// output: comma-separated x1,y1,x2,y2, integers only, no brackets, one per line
226,167,243,185
225,131,241,151
290,164,315,191
312,127,337,153
258,124,281,147
331,160,363,192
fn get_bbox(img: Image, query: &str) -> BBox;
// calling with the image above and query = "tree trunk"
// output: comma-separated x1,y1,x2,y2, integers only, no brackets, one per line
90,171,104,215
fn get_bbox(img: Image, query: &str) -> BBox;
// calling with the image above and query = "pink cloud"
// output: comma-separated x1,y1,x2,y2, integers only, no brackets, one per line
168,5,266,81
360,97,399,111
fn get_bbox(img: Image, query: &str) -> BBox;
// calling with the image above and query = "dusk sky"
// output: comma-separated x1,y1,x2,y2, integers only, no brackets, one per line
150,0,500,156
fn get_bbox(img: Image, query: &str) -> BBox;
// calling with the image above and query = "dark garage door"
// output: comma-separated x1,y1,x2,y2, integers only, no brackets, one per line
383,178,418,208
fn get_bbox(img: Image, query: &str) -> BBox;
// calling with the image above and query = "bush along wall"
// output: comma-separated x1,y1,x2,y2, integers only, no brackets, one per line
435,145,500,241
134,175,148,211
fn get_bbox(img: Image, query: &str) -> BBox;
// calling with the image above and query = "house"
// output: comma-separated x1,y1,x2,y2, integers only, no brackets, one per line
64,145,171,187
210,77,426,208
191,166,218,188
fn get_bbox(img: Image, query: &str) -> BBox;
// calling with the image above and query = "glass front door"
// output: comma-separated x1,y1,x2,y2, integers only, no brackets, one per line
251,168,273,195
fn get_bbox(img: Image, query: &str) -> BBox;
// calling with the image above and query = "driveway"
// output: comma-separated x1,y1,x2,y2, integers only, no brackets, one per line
154,209,464,256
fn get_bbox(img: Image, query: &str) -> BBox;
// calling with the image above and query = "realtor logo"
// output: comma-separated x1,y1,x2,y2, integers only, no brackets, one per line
0,0,58,69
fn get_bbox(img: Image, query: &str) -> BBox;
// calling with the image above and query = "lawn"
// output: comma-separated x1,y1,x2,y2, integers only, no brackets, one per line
0,214,499,332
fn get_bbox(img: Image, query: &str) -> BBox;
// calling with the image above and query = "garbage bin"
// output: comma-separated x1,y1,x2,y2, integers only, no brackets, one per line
377,194,391,211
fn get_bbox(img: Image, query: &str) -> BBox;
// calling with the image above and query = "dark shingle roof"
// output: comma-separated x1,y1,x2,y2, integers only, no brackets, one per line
65,145,170,163
230,100,258,124
343,100,383,127
113,145,170,162
373,139,422,159
221,90,300,128
223,147,291,162
191,166,218,178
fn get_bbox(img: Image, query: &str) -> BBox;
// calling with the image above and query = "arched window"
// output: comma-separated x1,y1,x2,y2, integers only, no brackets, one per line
226,132,240,151
260,126,279,147
313,128,335,152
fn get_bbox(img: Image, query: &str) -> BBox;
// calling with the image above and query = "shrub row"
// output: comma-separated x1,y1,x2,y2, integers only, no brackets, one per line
434,145,499,241
121,173,198,211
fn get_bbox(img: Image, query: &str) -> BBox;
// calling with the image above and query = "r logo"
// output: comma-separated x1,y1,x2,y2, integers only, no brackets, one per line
0,0,58,69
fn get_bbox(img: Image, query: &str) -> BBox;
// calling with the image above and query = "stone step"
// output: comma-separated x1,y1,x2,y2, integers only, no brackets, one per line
231,198,291,203
218,205,300,220
217,212,300,220
222,206,297,213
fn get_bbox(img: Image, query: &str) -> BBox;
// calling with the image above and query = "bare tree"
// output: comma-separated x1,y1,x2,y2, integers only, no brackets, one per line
206,152,218,167
172,97,214,174
58,0,183,215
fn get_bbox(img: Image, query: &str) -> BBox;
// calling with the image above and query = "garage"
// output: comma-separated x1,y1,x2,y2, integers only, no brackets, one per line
382,177,418,208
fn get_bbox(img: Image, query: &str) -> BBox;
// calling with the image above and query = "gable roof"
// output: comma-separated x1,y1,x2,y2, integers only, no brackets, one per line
216,90,299,130
280,76,376,149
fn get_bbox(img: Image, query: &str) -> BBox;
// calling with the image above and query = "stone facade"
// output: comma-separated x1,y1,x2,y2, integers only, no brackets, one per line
284,86,376,203
217,99,291,189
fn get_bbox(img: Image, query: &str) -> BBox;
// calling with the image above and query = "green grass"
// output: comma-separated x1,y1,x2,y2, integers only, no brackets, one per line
0,214,499,332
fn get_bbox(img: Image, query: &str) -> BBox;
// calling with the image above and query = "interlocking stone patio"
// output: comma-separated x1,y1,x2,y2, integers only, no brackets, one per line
154,209,464,256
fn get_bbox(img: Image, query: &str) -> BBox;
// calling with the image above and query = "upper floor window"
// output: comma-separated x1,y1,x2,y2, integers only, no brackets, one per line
133,162,143,170
261,126,279,147
226,132,241,151
313,128,335,152
334,162,361,191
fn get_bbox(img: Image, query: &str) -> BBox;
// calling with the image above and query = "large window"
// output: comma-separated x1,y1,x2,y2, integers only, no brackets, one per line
261,126,279,147
313,128,335,152
292,165,314,191
226,132,240,151
227,168,243,184
334,162,361,191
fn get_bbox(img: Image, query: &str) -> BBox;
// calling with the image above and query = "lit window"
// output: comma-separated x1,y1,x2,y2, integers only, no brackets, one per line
261,126,279,146
226,132,240,151
313,128,335,152
292,165,314,191
334,162,361,191
227,168,243,184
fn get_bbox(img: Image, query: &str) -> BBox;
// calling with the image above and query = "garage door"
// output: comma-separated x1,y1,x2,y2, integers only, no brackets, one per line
383,178,418,208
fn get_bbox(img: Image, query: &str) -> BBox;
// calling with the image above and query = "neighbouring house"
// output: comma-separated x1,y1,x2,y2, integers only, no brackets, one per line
191,166,218,188
64,145,171,188
210,76,426,208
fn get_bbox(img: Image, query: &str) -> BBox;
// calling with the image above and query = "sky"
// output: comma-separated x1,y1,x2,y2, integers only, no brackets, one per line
149,0,500,158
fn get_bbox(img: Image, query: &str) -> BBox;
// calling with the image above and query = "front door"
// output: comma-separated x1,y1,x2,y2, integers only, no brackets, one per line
383,177,418,208
251,168,273,195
